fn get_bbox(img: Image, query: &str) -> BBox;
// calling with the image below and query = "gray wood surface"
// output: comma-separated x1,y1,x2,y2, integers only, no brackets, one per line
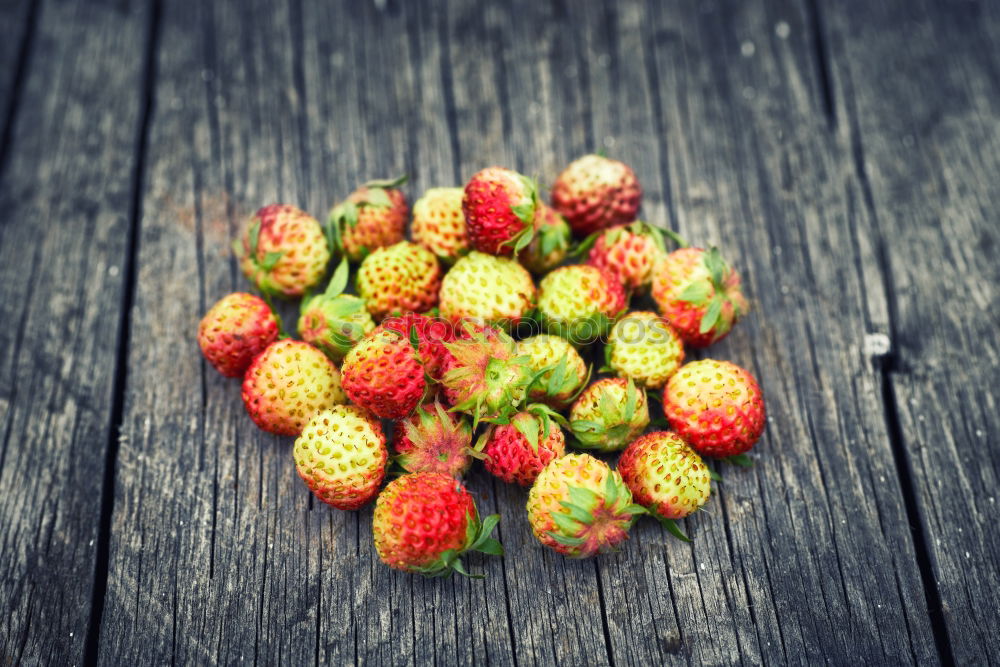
0,0,996,664
0,0,151,664
821,0,1000,662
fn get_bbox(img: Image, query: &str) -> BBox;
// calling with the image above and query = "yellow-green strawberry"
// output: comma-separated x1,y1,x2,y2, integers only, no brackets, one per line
584,221,667,292
515,334,590,409
481,405,567,486
297,258,375,360
463,166,538,256
551,155,642,237
327,175,408,262
241,340,347,436
372,472,503,577
617,431,711,540
235,204,331,297
519,203,571,274
568,378,649,452
438,251,536,331
356,241,442,320
412,187,469,264
536,265,627,345
663,359,765,458
651,246,749,347
527,453,645,557
441,324,534,427
393,401,474,478
604,311,684,389
293,405,388,510
198,292,279,377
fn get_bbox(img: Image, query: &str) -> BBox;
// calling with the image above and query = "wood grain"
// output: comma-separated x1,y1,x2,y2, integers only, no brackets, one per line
821,0,1000,662
0,0,150,663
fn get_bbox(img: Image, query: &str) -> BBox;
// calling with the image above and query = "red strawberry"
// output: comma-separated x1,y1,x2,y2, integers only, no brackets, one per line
235,204,330,297
382,312,455,383
198,292,279,377
372,472,503,577
551,155,641,237
328,175,408,262
663,360,765,458
481,406,566,486
585,221,666,292
356,241,442,321
462,166,537,256
651,246,749,347
341,326,426,419
393,401,473,478
241,340,347,436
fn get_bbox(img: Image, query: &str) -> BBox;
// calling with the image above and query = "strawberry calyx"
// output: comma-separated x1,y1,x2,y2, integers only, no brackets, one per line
497,175,540,257
396,400,474,477
569,378,645,449
409,511,503,578
545,473,646,555
677,246,746,337
325,175,408,257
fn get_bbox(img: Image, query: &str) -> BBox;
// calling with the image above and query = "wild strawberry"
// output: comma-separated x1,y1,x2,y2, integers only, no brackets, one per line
297,259,374,361
356,241,442,320
618,431,711,523
293,405,388,510
481,405,566,486
527,453,645,557
235,204,330,297
551,155,641,237
536,265,626,345
341,326,426,420
198,292,279,377
462,166,537,256
519,203,571,274
568,378,649,452
605,311,684,389
372,472,503,577
438,251,536,331
412,187,469,264
663,360,765,458
440,324,534,426
393,401,474,478
327,175,408,262
383,312,455,383
651,246,749,347
515,335,589,409
241,340,347,436
584,221,666,292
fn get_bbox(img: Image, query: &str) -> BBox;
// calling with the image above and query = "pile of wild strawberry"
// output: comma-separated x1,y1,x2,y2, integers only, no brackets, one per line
198,156,765,577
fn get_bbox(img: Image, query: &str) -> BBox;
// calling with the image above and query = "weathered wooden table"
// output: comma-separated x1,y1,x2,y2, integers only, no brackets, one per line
1,0,997,664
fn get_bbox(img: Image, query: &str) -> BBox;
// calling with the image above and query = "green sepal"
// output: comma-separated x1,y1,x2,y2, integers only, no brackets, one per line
324,257,350,297
661,518,692,542
566,485,599,511
513,415,540,454
546,531,586,547
709,469,723,482
569,229,602,258
558,501,595,525
362,187,393,208
248,219,261,257
722,453,754,467
623,378,638,423
677,281,712,307
662,228,688,248
551,511,584,535
364,174,408,190
700,294,724,334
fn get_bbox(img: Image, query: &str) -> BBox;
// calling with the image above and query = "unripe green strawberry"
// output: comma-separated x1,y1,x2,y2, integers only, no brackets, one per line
356,241,442,320
515,335,589,409
584,221,666,292
297,259,374,361
293,405,388,510
441,324,534,426
618,431,711,521
481,406,566,486
341,326,426,420
519,203,571,274
438,251,536,331
242,340,347,436
198,292,279,377
651,246,748,347
568,378,649,452
328,175,408,262
393,402,473,478
551,155,642,237
372,472,503,577
412,187,469,264
463,166,538,256
663,360,765,458
527,453,645,557
537,265,626,345
235,204,330,297
605,311,684,389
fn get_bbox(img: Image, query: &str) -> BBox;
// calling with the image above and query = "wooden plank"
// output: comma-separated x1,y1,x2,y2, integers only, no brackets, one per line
820,0,1000,662
0,0,35,142
567,0,939,663
0,0,150,664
